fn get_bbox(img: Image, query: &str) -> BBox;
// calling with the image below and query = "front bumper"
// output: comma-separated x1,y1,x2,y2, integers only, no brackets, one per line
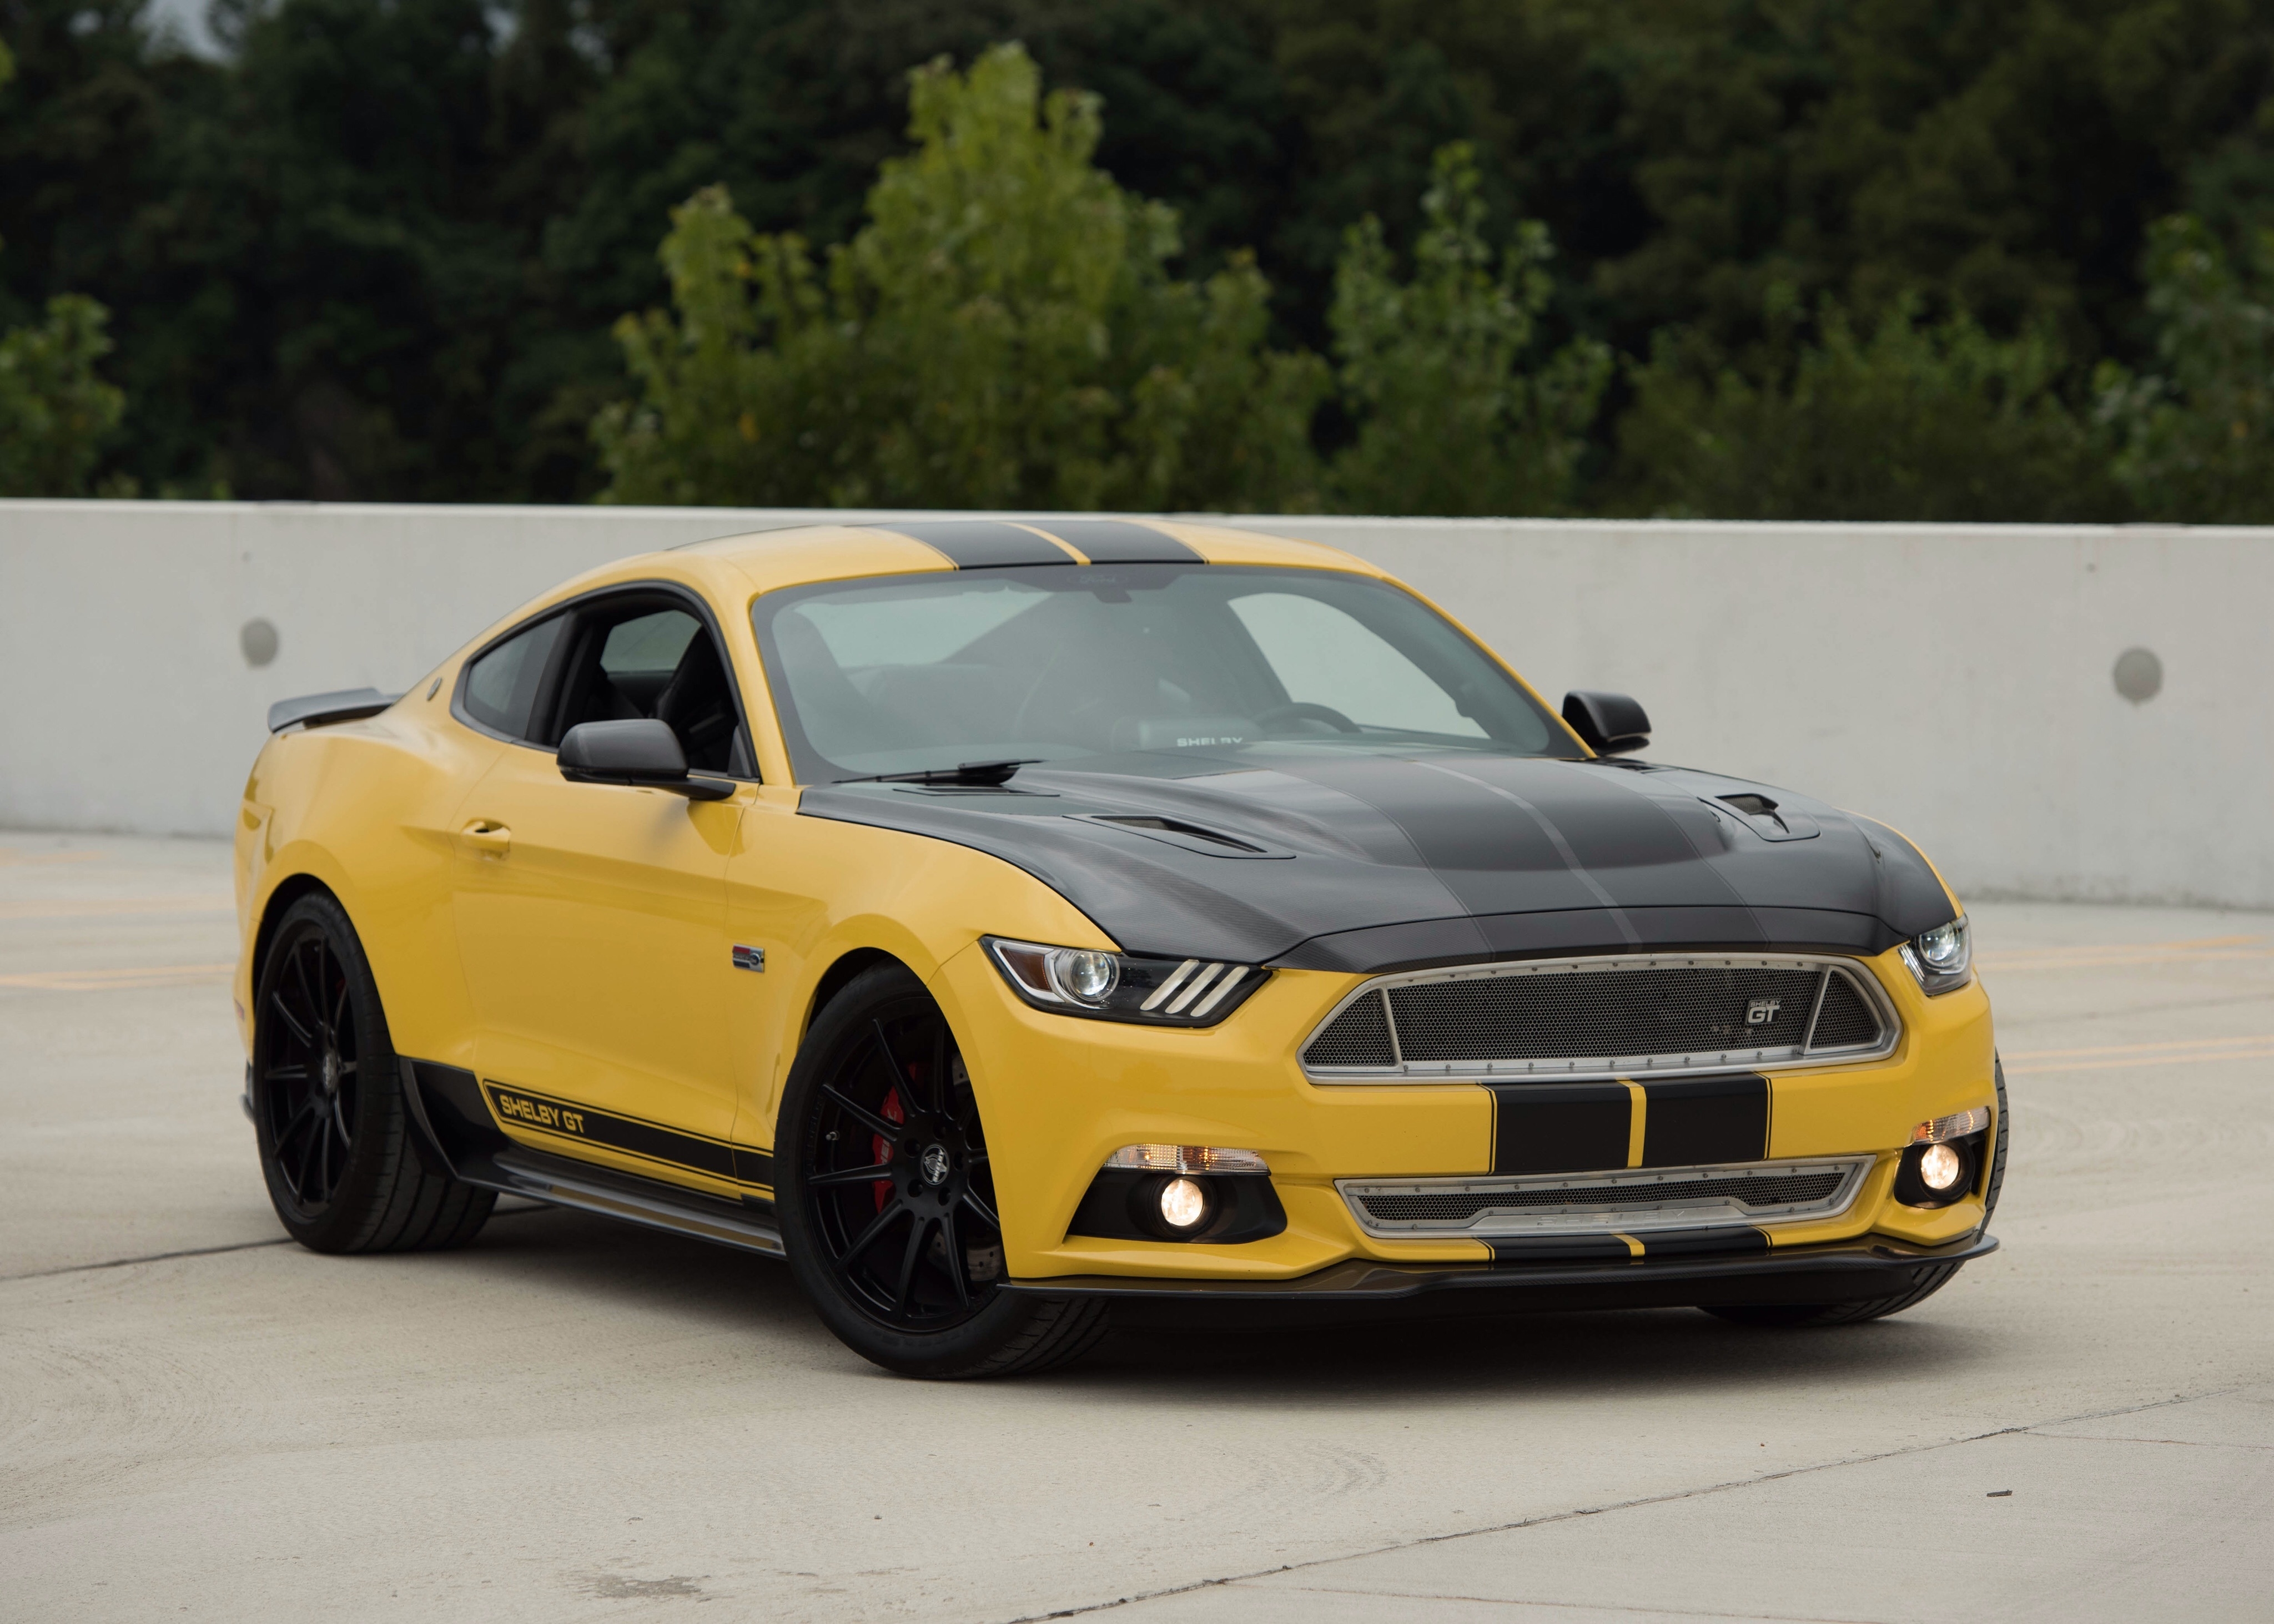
1007,1231,1996,1320
931,939,1999,1283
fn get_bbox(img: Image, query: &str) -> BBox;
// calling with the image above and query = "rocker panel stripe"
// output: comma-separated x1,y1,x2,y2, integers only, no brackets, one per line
479,1080,775,1191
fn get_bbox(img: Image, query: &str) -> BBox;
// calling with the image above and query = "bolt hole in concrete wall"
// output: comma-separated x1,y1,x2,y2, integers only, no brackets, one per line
2113,646,2162,704
1,504,2270,907
239,617,280,668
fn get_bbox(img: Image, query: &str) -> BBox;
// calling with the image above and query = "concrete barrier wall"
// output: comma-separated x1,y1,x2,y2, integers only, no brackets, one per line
3,500,2267,907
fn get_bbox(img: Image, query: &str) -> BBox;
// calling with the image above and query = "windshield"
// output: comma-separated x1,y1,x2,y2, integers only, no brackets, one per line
751,564,1573,782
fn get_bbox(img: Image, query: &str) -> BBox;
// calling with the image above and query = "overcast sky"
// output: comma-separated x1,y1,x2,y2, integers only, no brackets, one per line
144,0,226,58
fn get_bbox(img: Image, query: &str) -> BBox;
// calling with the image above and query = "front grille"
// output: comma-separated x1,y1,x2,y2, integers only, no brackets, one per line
1301,955,1895,1082
1339,1157,1871,1238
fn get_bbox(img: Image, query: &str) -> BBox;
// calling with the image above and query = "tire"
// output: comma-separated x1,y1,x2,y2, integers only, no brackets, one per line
1703,1054,2008,1329
251,892,495,1254
776,962,1109,1379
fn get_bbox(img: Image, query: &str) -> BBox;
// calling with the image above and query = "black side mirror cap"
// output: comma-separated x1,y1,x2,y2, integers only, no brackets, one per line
558,719,734,801
1562,690,1652,755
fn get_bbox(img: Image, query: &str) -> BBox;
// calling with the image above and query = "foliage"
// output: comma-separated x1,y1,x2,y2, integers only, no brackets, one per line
8,1,2274,515
0,32,125,496
1616,291,2126,522
1328,144,1609,516
595,44,1326,511
2096,214,2274,522
0,292,127,495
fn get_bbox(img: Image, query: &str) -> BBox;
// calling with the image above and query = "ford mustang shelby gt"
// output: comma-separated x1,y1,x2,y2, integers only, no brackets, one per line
235,518,2004,1377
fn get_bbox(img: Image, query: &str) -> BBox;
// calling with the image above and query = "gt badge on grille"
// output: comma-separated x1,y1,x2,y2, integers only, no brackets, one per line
1745,996,1781,1026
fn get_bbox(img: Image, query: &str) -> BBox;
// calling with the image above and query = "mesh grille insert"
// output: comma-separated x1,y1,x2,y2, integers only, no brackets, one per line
1355,1169,1845,1224
1301,991,1395,1067
1388,965,1820,1062
1301,957,1892,1078
1809,973,1880,1048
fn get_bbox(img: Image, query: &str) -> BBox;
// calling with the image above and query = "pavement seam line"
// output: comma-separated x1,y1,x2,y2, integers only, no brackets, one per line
0,1202,551,1283
999,1386,2248,1624
1236,1583,1888,1624
0,1237,295,1282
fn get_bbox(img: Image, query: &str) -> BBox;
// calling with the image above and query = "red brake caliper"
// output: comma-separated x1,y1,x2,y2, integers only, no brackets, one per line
873,1087,905,1213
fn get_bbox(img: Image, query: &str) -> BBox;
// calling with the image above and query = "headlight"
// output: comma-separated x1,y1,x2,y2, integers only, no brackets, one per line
984,936,1268,1026
1899,915,1971,995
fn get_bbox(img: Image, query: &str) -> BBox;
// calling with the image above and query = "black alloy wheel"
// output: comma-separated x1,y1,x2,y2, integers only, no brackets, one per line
778,963,1108,1378
808,1001,1000,1328
251,893,495,1253
260,923,360,1213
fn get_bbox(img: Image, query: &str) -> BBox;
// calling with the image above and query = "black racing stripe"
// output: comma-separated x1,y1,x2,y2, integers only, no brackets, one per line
1029,518,1204,563
868,520,1075,568
1487,1234,1634,1264
481,1081,773,1188
1489,1082,1632,1174
1639,1073,1770,1167
1636,1226,1769,1257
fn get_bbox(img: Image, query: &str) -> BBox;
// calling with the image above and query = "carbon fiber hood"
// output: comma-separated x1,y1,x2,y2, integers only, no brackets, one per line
797,748,1956,973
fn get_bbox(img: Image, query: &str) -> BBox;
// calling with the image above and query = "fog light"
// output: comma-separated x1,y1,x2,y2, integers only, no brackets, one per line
1919,1141,1965,1192
1159,1177,1209,1230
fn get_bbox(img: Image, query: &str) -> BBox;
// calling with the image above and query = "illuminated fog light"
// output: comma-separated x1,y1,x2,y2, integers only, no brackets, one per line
1919,1142,1966,1192
1911,1107,1991,1144
1106,1144,1270,1175
1159,1177,1209,1230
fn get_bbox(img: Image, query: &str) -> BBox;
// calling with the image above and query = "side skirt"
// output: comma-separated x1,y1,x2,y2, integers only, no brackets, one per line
400,1058,784,1260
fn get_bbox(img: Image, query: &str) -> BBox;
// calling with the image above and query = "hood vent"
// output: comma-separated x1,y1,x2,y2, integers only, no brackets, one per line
1069,812,1289,860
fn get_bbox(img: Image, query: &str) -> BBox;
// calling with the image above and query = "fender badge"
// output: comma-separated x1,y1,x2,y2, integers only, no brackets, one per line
732,945,766,972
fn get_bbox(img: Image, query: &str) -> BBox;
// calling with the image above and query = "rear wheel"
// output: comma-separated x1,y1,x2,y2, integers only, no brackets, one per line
1703,1055,2008,1329
776,963,1107,1378
251,892,494,1253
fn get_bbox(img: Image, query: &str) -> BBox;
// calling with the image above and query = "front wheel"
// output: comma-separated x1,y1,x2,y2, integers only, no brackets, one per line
776,963,1107,1378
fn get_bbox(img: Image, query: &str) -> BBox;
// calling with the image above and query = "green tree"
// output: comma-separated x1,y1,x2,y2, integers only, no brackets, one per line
1326,143,1609,515
1615,290,2126,521
2097,214,2274,521
594,43,1326,511
0,35,125,496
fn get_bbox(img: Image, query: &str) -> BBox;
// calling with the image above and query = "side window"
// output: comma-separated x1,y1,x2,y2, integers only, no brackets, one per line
555,599,748,775
461,615,566,742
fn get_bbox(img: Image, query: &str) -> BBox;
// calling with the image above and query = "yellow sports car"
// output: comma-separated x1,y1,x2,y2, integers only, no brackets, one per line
234,518,2003,1376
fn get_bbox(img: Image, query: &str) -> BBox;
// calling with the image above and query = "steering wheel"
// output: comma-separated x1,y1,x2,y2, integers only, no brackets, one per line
1254,701,1362,735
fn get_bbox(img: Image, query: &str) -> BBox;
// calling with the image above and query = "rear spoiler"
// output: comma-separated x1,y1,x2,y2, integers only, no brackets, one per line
267,688,400,733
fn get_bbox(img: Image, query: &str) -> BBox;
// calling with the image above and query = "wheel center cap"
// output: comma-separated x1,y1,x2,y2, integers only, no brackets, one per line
919,1143,952,1187
320,1051,340,1094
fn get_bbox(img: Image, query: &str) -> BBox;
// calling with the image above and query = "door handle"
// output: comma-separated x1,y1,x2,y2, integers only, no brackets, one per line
461,819,511,855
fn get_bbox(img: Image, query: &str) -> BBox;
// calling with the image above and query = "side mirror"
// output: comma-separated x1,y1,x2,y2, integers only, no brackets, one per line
1562,690,1652,755
558,719,733,801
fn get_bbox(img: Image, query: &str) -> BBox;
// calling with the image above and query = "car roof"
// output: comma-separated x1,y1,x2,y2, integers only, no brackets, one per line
678,517,1386,596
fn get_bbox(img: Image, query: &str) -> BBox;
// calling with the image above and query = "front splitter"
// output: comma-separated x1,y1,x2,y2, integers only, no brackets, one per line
1004,1232,1996,1319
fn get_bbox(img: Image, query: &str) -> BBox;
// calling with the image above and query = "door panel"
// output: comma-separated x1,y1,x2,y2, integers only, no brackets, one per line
452,742,744,1150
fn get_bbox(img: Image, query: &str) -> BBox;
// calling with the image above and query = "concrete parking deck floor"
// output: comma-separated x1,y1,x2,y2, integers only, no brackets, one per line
1,833,2267,1623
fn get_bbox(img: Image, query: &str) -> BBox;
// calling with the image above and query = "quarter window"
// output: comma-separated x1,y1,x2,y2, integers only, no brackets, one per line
461,616,566,742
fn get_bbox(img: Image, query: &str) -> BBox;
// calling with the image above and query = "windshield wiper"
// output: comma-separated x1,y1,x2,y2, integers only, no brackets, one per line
838,758,1042,788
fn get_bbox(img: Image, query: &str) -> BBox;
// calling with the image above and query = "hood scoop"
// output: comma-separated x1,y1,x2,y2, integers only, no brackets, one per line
1710,793,1821,843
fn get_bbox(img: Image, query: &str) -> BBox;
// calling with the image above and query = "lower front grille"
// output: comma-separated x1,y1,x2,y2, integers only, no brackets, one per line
1339,1157,1872,1239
